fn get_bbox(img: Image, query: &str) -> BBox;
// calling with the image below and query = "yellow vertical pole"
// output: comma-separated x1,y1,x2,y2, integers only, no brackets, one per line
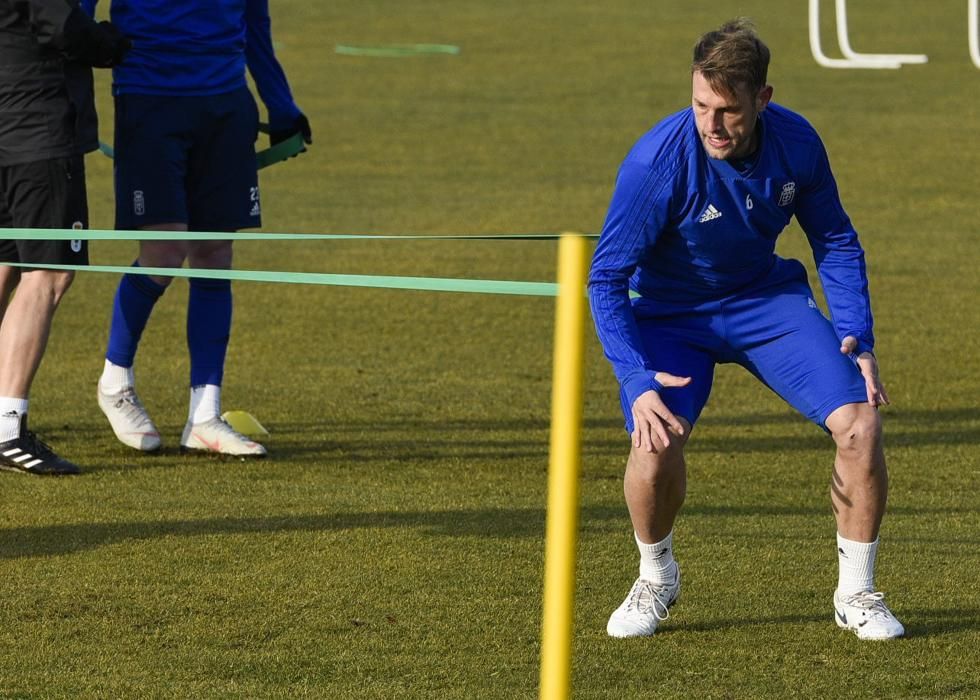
539,233,589,700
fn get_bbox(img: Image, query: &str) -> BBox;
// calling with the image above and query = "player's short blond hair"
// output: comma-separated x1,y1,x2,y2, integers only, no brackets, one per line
692,19,771,97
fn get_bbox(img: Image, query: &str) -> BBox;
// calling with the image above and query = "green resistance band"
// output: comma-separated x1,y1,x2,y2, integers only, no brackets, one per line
98,133,305,170
255,133,306,169
0,228,597,242
0,230,596,295
335,43,460,57
4,261,557,297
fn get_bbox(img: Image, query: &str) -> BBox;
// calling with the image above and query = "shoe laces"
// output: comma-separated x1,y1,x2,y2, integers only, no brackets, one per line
206,418,252,442
113,388,154,427
626,578,673,621
840,591,893,619
22,430,57,460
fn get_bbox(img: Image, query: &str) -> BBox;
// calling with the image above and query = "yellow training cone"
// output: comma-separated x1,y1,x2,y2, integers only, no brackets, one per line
221,410,270,436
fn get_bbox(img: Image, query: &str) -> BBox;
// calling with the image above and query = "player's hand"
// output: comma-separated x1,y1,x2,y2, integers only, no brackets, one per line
630,372,691,453
93,22,132,66
63,8,132,67
270,114,313,146
840,336,890,407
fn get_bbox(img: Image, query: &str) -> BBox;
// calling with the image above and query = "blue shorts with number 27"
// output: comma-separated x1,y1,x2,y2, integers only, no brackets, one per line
113,87,260,232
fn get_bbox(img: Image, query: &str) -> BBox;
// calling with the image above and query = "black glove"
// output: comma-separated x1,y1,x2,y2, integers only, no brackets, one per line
63,8,132,68
270,113,313,146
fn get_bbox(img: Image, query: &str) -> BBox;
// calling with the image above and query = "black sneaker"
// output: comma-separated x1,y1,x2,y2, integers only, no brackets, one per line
0,428,81,475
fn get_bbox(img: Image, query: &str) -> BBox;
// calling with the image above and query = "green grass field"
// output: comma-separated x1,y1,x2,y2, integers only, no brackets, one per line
2,1,979,697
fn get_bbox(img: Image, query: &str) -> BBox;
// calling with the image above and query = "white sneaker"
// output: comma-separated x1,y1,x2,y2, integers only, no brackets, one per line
180,417,267,458
834,590,905,640
97,384,161,452
607,563,681,638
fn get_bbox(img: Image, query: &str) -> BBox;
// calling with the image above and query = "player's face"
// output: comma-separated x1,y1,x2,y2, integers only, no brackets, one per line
692,71,772,160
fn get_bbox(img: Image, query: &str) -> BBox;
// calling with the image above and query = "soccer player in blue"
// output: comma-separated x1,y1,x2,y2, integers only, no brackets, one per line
589,20,903,640
92,0,312,457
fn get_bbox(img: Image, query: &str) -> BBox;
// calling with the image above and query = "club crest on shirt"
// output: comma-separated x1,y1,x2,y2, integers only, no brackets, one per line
778,181,796,207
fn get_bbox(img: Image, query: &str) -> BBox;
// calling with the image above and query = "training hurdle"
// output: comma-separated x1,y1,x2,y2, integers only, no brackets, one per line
971,0,980,67
812,0,980,69
832,0,928,66
809,0,926,69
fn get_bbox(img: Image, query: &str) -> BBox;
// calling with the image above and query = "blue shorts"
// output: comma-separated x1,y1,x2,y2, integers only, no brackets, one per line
620,261,868,432
113,88,260,231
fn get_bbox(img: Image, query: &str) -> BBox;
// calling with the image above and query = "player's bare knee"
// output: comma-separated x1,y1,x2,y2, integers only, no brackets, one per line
830,404,882,458
19,269,74,306
139,240,188,278
629,436,685,478
187,240,233,269
49,270,74,303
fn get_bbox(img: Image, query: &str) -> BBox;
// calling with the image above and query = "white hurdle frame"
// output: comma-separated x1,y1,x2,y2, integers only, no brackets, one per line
970,0,980,68
809,0,900,68
809,0,927,69
835,0,928,65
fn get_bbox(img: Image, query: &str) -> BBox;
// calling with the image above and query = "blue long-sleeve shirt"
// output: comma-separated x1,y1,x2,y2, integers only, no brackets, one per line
588,103,874,409
85,0,299,129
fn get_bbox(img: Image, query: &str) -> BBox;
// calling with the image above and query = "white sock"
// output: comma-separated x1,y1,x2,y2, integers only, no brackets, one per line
100,360,135,394
189,384,221,424
0,397,28,442
837,533,878,596
637,531,676,584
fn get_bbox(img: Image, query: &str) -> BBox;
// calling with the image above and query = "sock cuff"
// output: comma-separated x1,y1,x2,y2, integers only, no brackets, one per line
636,531,675,583
635,530,673,557
836,532,878,595
189,383,222,423
100,360,135,392
189,277,232,291
127,262,167,298
0,397,29,415
837,533,879,552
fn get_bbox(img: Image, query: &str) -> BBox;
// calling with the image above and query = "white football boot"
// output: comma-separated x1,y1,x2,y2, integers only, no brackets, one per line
607,563,680,638
98,384,162,452
834,590,905,639
180,417,267,458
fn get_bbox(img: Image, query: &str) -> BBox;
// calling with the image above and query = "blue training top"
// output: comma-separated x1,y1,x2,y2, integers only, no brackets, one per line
83,0,300,130
588,103,874,409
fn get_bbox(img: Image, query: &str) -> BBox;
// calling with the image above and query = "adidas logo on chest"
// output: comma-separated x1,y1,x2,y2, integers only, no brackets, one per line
697,204,722,223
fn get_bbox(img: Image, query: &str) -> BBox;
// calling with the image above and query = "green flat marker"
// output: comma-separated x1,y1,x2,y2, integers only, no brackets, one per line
335,43,460,57
222,411,269,436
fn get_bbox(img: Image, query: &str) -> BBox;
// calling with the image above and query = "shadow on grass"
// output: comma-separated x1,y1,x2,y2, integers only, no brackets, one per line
658,611,830,634
179,413,979,463
903,607,980,637
258,404,978,434
3,502,979,559
657,606,980,637
33,404,980,471
80,422,980,470
278,403,980,455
